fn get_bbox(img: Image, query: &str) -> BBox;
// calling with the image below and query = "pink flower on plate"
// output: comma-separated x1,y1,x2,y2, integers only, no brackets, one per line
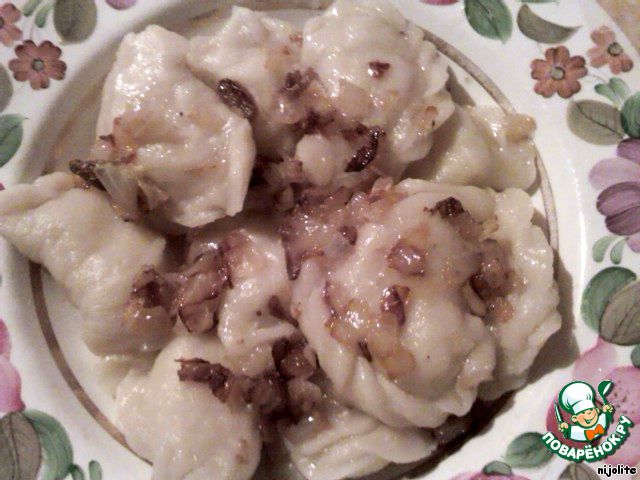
546,339,640,465
8,40,66,90
0,3,22,47
589,139,640,253
530,46,587,99
0,318,24,413
588,26,634,74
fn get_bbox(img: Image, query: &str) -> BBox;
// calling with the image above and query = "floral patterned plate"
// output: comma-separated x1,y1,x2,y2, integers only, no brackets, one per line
0,1,639,479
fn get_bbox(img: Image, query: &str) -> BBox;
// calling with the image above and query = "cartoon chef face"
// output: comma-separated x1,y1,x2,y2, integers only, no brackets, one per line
571,406,601,428
559,381,600,427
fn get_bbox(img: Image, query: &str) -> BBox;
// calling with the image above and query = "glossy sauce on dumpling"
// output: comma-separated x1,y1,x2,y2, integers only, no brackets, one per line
188,7,302,158
187,214,297,376
282,394,434,480
96,25,255,228
0,173,170,355
290,180,498,428
115,335,261,480
301,0,454,177
408,106,538,190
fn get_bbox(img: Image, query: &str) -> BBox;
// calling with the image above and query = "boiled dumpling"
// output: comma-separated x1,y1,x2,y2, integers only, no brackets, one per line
288,177,560,427
479,189,560,398
407,106,537,190
282,394,434,480
301,0,454,177
396,180,561,399
187,214,298,376
0,173,170,355
187,7,302,157
289,179,498,428
95,25,255,228
115,335,261,480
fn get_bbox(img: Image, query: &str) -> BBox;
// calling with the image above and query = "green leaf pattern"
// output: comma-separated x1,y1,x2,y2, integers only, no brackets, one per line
0,115,25,166
0,413,41,480
592,234,618,262
567,100,625,145
0,411,104,480
581,267,636,331
559,463,600,480
621,92,640,138
464,0,513,42
22,410,73,480
504,432,553,468
600,280,640,345
516,5,579,43
53,0,98,42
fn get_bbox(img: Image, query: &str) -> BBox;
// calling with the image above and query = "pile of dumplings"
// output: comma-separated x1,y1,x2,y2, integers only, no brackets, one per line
0,1,561,479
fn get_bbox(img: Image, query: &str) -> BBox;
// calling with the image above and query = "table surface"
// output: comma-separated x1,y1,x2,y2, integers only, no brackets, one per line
598,0,640,50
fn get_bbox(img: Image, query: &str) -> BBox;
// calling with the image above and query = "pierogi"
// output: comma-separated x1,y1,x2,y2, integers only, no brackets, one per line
0,1,561,479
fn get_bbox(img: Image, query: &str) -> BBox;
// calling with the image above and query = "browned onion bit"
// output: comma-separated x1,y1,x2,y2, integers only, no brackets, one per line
179,300,218,334
249,373,289,416
219,230,253,288
339,225,358,245
98,133,115,145
368,61,391,78
123,266,176,335
69,159,105,190
129,229,273,335
178,341,320,422
268,296,299,327
129,266,175,310
486,296,514,323
217,79,258,119
387,239,427,276
470,239,510,300
429,197,483,241
177,358,232,401
272,338,317,380
278,170,384,279
468,239,515,323
345,127,385,172
380,285,410,326
340,122,369,141
293,109,335,135
432,197,465,218
281,68,316,98
167,246,233,333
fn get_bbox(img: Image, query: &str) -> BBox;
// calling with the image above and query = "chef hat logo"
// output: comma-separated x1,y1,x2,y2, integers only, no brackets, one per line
559,381,597,415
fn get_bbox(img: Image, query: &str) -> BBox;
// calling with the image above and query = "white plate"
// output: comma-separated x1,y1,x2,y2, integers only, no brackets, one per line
0,1,639,479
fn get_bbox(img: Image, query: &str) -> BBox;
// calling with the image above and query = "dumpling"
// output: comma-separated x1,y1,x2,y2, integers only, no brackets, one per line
115,335,261,480
187,215,298,376
187,7,302,157
287,177,560,428
396,181,561,399
288,178,498,428
0,173,170,355
406,106,537,190
94,25,255,228
282,394,434,480
478,189,561,398
300,0,454,177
